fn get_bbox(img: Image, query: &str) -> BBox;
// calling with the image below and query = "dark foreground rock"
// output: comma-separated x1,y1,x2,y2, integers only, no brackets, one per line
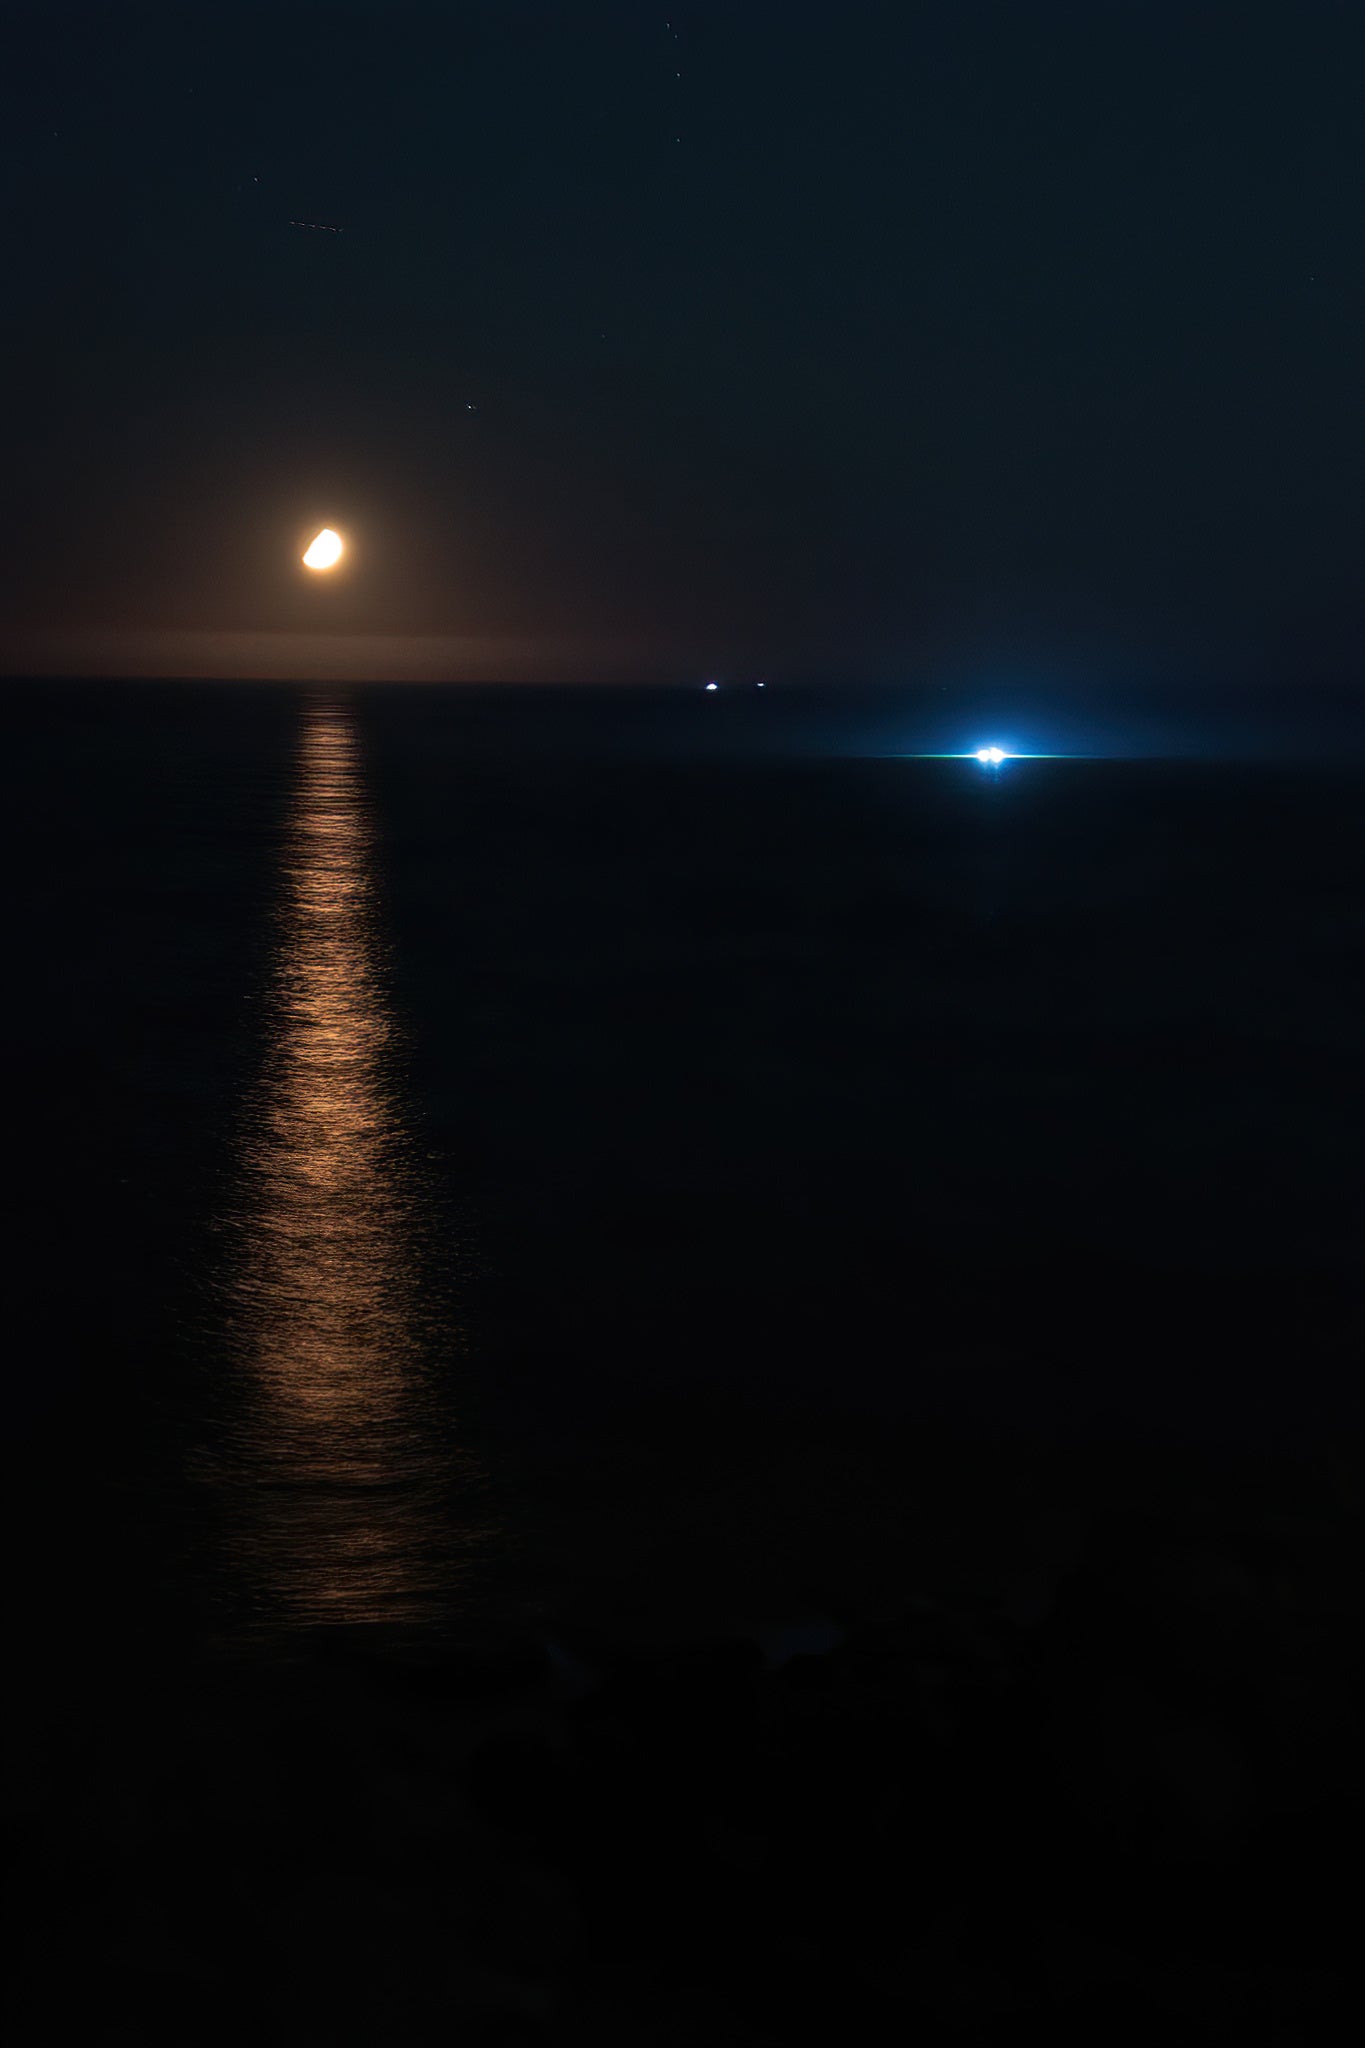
8,1493,1365,2045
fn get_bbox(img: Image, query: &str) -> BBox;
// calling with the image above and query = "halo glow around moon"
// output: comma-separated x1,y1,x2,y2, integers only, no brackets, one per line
303,527,344,571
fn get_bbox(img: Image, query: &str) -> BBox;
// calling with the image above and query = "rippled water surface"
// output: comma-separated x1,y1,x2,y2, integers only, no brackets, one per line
213,700,481,1634
7,679,1365,1657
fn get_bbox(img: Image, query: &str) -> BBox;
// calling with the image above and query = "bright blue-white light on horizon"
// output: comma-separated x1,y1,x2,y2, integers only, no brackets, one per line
704,680,718,691
975,746,1008,764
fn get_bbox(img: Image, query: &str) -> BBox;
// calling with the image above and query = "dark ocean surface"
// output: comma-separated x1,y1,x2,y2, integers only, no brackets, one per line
7,679,1365,1661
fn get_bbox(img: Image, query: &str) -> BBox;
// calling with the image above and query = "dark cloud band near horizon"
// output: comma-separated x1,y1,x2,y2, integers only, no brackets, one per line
0,628,676,685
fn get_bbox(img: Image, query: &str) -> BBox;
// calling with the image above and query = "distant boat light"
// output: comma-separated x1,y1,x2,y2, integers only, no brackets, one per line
704,680,718,691
976,746,1008,765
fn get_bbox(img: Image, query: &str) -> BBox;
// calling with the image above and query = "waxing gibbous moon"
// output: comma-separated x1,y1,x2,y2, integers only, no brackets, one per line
302,527,344,570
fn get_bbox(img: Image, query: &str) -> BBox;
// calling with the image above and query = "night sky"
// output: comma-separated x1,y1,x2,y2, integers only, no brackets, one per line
4,0,1364,681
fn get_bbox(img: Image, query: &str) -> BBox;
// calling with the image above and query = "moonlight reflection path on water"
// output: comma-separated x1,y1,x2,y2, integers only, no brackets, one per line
218,697,481,1635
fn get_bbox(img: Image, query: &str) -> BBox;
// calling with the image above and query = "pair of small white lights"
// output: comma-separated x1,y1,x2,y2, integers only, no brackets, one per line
975,746,1008,764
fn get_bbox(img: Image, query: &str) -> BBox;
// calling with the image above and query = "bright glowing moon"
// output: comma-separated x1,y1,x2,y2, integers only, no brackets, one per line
303,527,343,570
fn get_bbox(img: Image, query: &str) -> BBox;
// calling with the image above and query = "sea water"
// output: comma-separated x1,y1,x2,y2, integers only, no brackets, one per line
6,679,1365,1654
